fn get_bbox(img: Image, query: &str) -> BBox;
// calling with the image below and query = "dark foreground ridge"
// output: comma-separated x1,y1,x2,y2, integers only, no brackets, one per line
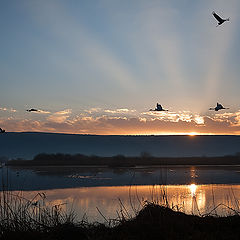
3,203,240,240
6,152,240,166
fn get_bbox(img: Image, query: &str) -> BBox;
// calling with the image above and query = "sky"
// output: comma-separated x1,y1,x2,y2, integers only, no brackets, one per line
1,0,240,135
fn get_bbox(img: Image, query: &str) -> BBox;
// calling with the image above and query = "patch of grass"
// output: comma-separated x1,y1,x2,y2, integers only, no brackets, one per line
0,189,77,239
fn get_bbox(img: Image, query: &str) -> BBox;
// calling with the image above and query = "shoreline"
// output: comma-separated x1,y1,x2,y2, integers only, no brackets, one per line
6,164,240,168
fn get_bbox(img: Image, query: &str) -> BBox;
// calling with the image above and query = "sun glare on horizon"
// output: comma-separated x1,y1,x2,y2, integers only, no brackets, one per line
188,132,198,136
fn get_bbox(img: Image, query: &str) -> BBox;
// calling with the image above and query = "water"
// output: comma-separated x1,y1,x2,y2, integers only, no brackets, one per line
1,165,240,222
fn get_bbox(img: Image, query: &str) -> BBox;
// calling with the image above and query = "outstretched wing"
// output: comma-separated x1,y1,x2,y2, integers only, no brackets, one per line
217,103,223,108
157,104,163,110
212,11,223,22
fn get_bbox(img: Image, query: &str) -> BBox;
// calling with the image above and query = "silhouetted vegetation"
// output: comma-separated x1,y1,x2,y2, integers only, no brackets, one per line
6,153,240,167
1,195,240,240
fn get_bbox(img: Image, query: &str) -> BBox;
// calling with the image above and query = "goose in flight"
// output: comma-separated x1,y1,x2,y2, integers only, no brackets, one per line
150,103,168,111
212,11,229,26
209,103,229,111
26,108,39,112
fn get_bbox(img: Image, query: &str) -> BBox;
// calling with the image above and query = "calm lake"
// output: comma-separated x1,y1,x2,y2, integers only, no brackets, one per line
1,165,240,222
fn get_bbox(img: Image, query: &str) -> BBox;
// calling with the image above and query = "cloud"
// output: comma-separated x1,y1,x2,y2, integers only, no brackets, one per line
212,110,240,126
54,109,72,115
0,119,47,132
84,108,102,114
194,115,205,125
32,109,51,114
2,109,240,135
0,107,17,113
104,108,136,114
82,108,137,118
4,107,240,135
47,109,72,123
141,110,205,124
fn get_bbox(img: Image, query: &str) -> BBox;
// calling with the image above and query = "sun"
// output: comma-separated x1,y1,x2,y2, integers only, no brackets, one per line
188,132,197,136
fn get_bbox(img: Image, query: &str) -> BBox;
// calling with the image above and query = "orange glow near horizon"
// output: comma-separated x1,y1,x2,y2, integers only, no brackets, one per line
188,132,197,136
6,130,240,136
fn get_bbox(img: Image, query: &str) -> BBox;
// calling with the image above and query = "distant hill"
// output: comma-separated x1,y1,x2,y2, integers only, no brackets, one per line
1,132,240,159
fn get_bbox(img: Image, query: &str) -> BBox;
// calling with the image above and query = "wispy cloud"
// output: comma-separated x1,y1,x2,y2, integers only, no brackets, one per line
54,109,72,115
0,107,17,113
31,109,51,114
84,108,102,114
104,108,136,114
47,109,72,123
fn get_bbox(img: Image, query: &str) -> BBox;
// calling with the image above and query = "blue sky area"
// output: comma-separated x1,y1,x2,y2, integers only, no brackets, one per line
1,0,240,135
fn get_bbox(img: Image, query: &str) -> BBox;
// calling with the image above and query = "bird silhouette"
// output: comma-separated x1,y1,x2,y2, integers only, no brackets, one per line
26,108,39,112
212,11,229,26
150,103,168,111
209,103,229,111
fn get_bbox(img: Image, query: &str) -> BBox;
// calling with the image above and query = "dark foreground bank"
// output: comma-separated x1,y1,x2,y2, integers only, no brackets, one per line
2,203,240,240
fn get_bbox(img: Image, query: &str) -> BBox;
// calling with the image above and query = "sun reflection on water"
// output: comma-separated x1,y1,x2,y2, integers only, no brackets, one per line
11,184,240,222
189,184,197,197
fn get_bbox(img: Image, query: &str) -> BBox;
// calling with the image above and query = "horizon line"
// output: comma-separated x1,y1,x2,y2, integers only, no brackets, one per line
1,131,240,137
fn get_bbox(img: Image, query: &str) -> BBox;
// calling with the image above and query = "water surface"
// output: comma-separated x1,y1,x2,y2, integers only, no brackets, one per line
1,166,240,222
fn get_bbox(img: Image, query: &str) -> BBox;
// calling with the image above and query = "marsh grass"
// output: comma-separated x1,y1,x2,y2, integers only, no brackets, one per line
0,189,77,236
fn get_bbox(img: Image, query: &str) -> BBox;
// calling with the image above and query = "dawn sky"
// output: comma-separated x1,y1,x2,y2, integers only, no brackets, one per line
1,0,240,135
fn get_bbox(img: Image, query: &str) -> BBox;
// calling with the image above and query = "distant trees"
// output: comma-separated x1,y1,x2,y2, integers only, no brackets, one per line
33,153,88,163
7,153,240,167
12,153,136,167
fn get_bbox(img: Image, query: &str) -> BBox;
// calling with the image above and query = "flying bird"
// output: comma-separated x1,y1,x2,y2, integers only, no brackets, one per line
209,103,229,111
26,108,39,112
150,103,168,111
212,11,229,26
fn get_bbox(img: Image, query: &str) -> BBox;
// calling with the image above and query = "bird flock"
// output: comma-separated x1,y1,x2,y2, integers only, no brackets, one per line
0,11,231,133
150,11,230,113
